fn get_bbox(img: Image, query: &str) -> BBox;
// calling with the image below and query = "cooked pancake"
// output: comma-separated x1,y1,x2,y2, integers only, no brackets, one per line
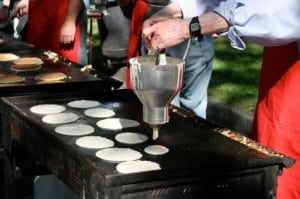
10,64,42,72
0,53,19,62
13,57,43,65
36,80,64,84
0,74,24,84
35,72,67,81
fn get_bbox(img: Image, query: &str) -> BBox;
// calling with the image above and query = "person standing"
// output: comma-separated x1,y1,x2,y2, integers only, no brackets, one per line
142,0,300,198
11,0,88,198
12,0,88,65
118,0,215,118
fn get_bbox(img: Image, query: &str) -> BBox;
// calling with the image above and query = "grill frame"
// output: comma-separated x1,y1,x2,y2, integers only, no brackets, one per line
0,31,122,199
0,89,294,199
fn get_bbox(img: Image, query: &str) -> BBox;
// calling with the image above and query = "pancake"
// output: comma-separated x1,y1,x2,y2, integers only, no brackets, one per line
42,112,79,124
11,64,42,72
115,132,148,144
0,53,19,62
75,136,114,149
54,124,94,136
144,145,169,155
95,147,142,162
36,80,64,84
96,118,140,130
0,74,24,84
67,99,101,109
30,104,66,115
84,107,115,118
35,72,67,81
13,57,43,65
116,160,161,174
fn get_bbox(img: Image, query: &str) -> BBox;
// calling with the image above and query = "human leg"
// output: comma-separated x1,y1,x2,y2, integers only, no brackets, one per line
168,36,214,118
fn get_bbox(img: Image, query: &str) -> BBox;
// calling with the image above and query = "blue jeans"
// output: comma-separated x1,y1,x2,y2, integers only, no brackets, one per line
79,3,88,66
167,36,214,119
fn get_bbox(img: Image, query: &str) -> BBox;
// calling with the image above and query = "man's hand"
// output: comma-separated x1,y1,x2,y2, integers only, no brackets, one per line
10,0,29,18
60,19,76,44
141,2,187,51
142,18,190,51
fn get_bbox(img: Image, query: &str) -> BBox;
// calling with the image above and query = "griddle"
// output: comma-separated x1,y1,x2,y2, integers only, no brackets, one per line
0,89,294,199
0,31,121,199
0,31,122,96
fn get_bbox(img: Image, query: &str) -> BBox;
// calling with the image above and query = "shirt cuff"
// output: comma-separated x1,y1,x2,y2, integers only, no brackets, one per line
214,0,246,50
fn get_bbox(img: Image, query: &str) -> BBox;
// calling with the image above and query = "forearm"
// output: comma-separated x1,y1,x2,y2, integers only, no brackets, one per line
198,11,229,36
64,0,82,23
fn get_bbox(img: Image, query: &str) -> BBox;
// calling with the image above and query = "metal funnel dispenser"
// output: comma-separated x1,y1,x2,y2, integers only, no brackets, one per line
130,55,184,140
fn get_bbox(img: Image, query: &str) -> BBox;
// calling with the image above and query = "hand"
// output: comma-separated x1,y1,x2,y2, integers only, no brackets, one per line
0,6,9,23
142,18,190,51
142,14,176,51
10,0,29,18
60,19,76,45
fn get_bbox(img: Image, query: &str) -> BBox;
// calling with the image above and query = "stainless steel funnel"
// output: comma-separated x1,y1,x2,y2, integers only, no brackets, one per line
130,55,184,140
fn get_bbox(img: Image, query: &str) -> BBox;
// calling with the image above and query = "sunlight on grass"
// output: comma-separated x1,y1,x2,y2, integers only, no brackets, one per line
209,37,263,113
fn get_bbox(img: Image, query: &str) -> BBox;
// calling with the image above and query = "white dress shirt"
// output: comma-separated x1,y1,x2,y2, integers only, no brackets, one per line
171,0,300,50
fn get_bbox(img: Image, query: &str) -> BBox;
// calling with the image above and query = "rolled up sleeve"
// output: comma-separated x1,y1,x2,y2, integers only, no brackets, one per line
214,0,300,49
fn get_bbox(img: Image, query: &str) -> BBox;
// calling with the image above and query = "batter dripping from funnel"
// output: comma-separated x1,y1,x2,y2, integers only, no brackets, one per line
130,54,184,140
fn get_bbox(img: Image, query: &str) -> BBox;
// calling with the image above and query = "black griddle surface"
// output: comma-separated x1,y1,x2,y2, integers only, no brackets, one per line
0,89,292,187
0,31,121,95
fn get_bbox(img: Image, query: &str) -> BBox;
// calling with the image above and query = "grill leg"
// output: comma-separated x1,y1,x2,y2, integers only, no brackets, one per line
0,148,16,199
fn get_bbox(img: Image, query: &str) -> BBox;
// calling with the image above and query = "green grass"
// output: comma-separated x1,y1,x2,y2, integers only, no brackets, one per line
209,37,263,113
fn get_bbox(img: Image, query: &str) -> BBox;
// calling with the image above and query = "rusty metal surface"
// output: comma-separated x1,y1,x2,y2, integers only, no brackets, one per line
0,89,294,199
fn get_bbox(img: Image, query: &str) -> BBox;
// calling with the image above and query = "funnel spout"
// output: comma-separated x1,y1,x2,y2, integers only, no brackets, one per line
151,124,160,140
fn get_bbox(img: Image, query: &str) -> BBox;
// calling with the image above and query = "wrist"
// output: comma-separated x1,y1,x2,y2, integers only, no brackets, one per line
189,17,203,41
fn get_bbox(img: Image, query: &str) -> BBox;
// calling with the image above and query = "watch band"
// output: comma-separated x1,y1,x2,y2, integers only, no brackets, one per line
189,17,203,41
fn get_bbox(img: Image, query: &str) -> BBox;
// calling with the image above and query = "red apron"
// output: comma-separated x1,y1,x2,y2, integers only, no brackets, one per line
27,0,81,63
252,42,300,199
125,0,149,88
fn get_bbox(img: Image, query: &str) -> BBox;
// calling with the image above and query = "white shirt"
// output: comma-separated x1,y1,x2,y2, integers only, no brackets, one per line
171,0,300,50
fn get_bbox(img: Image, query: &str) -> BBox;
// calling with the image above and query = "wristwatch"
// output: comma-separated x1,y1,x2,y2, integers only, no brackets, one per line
189,17,203,41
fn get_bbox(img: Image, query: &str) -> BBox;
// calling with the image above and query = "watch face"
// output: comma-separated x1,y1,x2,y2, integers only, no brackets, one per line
191,23,200,32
